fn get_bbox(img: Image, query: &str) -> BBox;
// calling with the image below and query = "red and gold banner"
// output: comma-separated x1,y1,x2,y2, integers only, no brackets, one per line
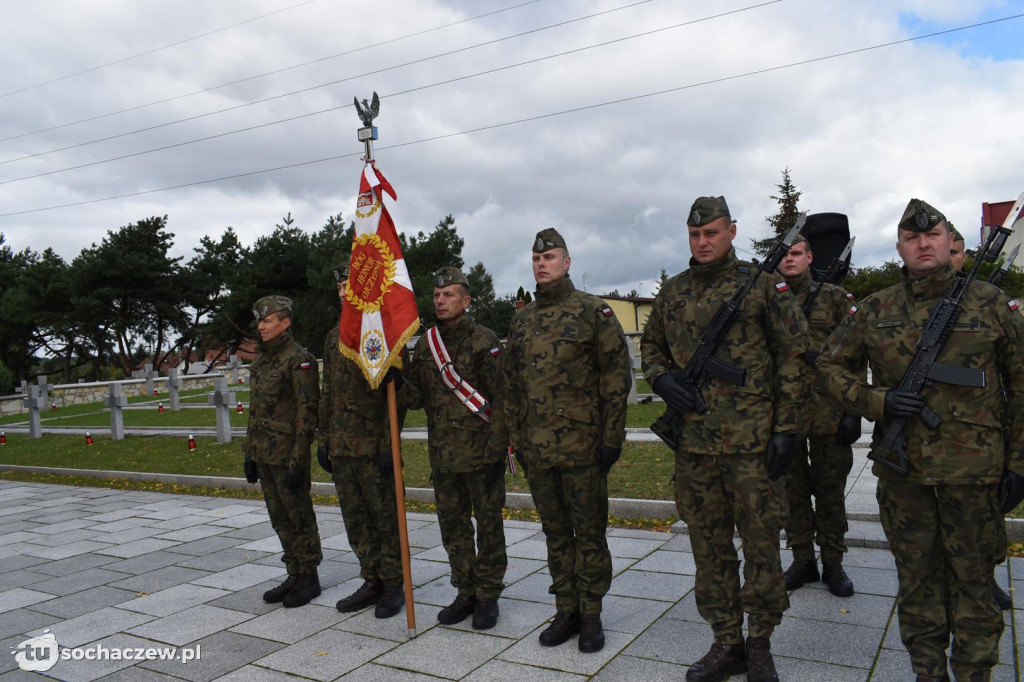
339,162,419,388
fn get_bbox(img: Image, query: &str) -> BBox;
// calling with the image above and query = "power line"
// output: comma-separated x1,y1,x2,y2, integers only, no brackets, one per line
0,2,781,185
0,0,653,164
0,0,322,100
0,0,547,144
2,13,1020,219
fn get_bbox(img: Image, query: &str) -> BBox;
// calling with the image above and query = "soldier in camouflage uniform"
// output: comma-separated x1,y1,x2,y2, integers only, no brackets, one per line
641,196,809,682
404,266,508,630
503,228,631,653
948,223,1012,611
317,261,405,619
244,295,323,608
818,198,1024,682
776,232,860,598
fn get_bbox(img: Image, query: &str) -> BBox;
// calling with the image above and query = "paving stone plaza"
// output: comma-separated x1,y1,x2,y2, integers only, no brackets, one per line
1,446,1022,680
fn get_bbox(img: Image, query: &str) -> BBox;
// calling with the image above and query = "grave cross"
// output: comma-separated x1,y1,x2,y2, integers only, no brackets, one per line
206,376,237,443
228,354,241,385
167,368,183,411
103,383,128,440
22,385,46,439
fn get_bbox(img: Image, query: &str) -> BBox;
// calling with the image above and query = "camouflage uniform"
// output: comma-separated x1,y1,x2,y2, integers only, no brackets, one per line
641,247,809,644
503,275,631,616
405,313,508,600
320,325,402,585
245,325,322,576
783,268,857,566
817,263,1024,679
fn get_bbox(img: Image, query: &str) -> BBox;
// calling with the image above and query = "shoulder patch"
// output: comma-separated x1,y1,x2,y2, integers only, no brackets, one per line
600,305,614,317
490,346,501,357
299,361,313,370
775,281,789,294
846,292,855,301
847,304,859,317
1009,299,1019,312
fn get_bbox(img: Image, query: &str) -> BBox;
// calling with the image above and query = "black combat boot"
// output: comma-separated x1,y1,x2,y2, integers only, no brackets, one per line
783,559,819,590
578,614,605,653
336,578,382,613
282,572,321,608
685,641,746,682
437,593,476,625
374,582,405,618
262,575,297,604
821,562,854,597
745,636,779,682
538,611,580,647
472,598,499,630
990,575,1012,610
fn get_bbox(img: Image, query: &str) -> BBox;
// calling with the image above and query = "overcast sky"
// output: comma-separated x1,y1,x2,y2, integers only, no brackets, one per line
1,0,1022,298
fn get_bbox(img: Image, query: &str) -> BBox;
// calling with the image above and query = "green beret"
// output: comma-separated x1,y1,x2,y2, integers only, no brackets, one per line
252,295,292,320
434,266,469,290
898,198,946,232
949,223,964,243
533,228,567,253
332,257,350,282
687,196,731,227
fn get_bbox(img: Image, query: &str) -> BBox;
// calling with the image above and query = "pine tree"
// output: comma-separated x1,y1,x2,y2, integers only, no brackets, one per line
751,168,803,257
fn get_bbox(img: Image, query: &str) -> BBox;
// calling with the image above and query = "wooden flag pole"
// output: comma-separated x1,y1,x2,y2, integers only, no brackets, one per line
387,380,416,638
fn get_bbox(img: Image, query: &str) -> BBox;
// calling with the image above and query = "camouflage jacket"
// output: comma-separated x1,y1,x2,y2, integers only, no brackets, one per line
785,269,860,436
404,315,509,473
503,276,631,468
245,332,320,467
817,264,1024,483
641,248,810,455
319,325,393,459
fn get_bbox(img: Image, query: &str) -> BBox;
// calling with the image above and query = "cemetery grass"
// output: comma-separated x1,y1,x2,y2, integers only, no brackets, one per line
0,432,675,501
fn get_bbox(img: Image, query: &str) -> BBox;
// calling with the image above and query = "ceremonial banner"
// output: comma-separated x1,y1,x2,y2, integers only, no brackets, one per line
339,162,420,388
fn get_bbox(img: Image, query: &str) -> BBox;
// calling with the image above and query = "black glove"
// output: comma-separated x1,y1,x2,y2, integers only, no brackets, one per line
483,460,505,488
243,457,259,484
316,444,333,474
514,447,528,477
653,374,699,414
284,465,304,492
884,389,926,419
384,367,403,391
595,443,622,475
1000,468,1024,514
378,450,395,476
836,412,862,446
765,433,800,481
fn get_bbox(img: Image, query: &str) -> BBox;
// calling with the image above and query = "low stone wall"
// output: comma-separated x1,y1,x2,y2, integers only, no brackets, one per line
0,369,251,417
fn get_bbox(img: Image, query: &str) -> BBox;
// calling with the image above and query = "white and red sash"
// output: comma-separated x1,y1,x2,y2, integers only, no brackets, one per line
425,326,491,423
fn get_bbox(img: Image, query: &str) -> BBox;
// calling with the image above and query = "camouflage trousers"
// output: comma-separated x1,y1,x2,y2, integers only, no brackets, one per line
675,450,788,643
877,477,1003,679
257,462,322,574
784,434,853,564
433,468,508,600
527,462,611,615
331,456,403,584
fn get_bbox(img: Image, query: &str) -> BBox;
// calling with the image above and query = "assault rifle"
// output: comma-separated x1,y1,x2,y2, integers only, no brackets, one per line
801,236,855,318
988,243,1019,288
650,214,806,450
868,222,1012,477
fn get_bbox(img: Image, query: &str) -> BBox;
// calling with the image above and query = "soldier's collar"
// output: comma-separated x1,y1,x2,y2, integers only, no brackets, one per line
902,263,955,300
689,248,739,280
784,268,812,295
260,332,292,355
535,275,575,306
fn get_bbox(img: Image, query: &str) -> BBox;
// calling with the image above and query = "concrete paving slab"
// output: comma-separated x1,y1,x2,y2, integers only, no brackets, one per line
94,538,180,559
139,630,284,681
0,607,61,640
506,538,549,561
498,625,634,677
606,569,694,602
333,602,442,642
127,604,255,646
229,604,345,644
376,626,514,679
465,659,589,681
190,564,284,591
118,584,231,617
253,629,395,681
27,585,139,620
26,606,154,649
40,633,163,682
29,568,132,597
0,588,56,614
109,565,213,593
23,540,115,560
